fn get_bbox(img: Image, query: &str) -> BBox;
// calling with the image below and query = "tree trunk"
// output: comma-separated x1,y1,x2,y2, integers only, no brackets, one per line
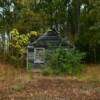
93,48,96,63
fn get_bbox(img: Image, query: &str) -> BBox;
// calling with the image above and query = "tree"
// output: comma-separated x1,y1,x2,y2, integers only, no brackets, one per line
9,28,39,66
77,0,100,63
33,0,70,37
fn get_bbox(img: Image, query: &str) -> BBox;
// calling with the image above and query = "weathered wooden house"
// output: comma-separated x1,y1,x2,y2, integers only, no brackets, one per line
27,30,74,69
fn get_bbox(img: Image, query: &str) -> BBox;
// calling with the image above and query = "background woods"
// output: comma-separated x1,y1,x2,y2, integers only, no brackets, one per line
0,0,100,65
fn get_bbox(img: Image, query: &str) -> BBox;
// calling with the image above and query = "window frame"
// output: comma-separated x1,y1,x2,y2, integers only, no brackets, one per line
34,48,45,64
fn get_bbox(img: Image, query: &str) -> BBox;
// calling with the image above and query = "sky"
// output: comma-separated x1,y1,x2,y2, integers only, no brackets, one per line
0,2,15,16
0,7,3,16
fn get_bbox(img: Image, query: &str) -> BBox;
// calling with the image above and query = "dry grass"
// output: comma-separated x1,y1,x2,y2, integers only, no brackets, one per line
0,63,100,100
0,63,100,85
75,64,100,81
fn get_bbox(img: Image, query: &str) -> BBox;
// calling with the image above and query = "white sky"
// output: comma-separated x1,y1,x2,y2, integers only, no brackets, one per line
0,2,15,15
0,7,3,15
81,4,85,10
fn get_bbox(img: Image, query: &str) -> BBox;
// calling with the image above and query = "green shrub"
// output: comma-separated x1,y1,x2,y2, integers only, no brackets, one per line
42,48,85,75
42,67,53,76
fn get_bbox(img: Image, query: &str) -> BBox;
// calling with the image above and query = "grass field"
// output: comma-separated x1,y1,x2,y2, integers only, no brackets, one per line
0,63,100,100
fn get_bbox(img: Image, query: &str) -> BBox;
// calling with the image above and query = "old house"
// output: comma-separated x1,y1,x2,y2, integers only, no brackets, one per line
27,30,74,69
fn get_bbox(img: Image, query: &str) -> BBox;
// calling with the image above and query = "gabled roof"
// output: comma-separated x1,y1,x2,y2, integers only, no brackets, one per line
28,30,74,48
34,30,61,42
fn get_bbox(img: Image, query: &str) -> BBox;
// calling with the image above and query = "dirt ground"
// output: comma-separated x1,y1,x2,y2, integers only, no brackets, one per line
0,63,100,100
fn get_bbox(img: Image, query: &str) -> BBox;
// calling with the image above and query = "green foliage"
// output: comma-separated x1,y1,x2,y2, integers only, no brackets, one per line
0,0,100,64
42,67,53,76
10,28,38,56
76,0,100,63
42,48,85,75
8,28,39,67
27,63,33,71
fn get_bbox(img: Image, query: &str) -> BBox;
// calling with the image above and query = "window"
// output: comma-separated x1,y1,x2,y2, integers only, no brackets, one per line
34,48,45,64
